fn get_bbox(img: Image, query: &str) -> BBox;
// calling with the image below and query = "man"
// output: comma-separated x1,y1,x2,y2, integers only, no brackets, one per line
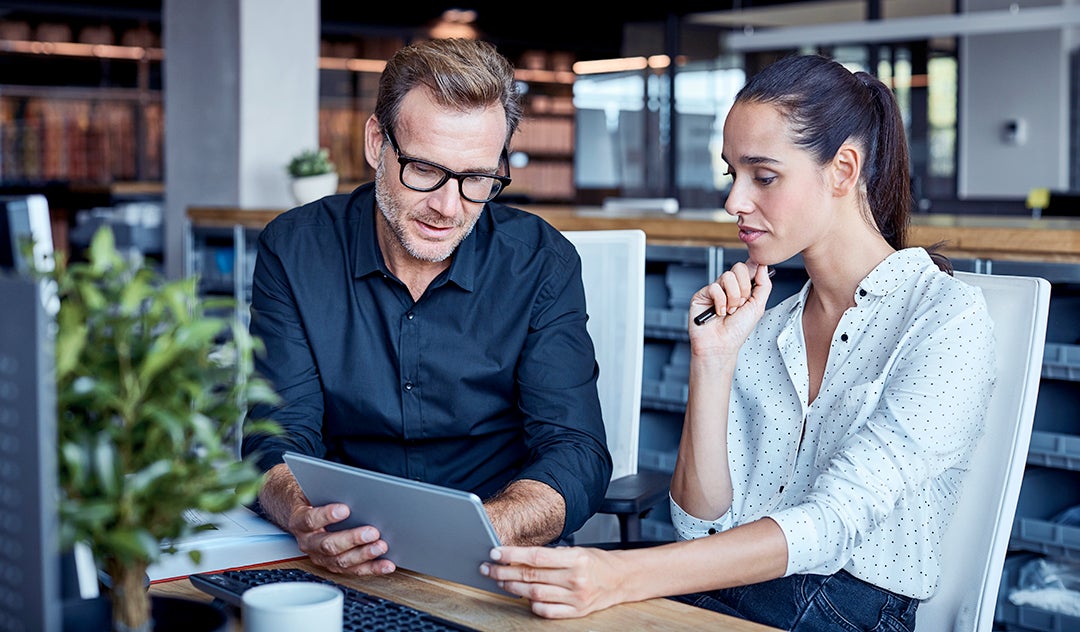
242,37,612,578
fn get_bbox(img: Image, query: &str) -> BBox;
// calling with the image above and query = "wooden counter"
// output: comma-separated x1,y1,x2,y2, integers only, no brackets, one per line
187,204,1080,264
152,558,780,631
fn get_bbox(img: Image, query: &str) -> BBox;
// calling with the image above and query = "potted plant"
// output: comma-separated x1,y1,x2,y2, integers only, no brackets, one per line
287,147,338,205
44,227,280,631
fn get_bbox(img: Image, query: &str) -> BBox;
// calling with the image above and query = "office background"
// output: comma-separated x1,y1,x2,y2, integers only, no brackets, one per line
3,2,1080,630
4,0,1079,274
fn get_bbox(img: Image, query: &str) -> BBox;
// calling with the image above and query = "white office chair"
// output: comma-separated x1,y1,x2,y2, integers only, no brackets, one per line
916,271,1051,632
561,229,669,545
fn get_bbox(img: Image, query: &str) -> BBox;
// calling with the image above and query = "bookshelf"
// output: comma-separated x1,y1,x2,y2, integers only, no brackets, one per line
0,33,579,204
0,85,163,184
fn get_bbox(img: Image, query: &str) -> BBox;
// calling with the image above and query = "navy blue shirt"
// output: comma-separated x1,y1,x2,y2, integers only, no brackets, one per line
242,183,612,538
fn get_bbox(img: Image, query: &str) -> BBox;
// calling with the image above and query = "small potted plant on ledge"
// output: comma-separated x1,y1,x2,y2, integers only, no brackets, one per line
287,147,338,205
44,227,280,631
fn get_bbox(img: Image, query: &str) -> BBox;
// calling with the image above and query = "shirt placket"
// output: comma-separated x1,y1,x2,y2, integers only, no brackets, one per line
775,314,808,505
399,304,424,480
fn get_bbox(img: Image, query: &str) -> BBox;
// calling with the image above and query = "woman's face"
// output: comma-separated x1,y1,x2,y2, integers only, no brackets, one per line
721,101,833,266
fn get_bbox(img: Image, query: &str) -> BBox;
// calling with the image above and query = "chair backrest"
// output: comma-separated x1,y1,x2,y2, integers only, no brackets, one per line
560,229,646,483
916,272,1051,632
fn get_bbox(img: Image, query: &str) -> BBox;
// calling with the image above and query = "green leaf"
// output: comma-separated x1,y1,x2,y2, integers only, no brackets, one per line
92,435,120,497
47,225,282,573
88,227,117,273
137,336,183,385
127,460,173,493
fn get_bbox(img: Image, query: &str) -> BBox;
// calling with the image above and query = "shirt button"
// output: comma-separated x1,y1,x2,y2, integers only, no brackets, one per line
841,333,849,342
707,528,717,535
404,381,414,391
859,289,867,297
406,312,414,320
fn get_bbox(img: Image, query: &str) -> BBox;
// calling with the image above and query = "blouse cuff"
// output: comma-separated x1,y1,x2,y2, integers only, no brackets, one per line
767,506,821,576
669,494,732,541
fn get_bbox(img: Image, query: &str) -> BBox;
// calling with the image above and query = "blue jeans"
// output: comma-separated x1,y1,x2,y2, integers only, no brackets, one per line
670,570,918,632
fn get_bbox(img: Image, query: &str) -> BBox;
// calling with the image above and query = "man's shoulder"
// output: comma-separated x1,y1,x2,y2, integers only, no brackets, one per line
263,185,372,241
483,202,575,257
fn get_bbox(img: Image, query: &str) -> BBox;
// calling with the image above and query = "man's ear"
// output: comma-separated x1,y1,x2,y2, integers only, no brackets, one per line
363,116,384,171
829,143,862,197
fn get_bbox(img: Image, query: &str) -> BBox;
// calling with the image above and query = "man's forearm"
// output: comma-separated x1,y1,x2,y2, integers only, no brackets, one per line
257,462,309,531
485,479,565,546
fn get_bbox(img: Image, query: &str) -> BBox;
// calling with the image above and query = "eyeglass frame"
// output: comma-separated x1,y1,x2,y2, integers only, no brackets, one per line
381,127,512,203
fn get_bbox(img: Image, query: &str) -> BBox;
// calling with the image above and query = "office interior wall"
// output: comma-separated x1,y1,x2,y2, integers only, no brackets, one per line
238,5,319,208
959,0,1072,197
162,0,318,278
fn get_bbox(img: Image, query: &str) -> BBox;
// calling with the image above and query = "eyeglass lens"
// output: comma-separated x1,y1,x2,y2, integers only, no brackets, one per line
400,161,504,202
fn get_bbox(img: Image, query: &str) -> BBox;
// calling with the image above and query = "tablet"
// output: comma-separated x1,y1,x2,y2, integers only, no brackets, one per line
282,452,502,593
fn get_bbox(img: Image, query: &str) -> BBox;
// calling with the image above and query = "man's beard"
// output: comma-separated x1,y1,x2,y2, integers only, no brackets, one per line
373,163,479,263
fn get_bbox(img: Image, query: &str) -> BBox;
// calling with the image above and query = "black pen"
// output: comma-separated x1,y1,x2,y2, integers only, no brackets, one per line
693,267,776,326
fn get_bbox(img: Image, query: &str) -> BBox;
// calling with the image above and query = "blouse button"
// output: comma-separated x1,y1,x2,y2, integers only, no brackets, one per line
859,289,867,297
707,528,717,535
840,333,849,342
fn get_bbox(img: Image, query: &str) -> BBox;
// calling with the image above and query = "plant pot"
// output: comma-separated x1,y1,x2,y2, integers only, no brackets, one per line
290,172,339,206
63,594,231,632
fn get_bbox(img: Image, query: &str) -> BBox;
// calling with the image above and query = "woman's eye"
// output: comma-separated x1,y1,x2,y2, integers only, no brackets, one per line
755,175,777,185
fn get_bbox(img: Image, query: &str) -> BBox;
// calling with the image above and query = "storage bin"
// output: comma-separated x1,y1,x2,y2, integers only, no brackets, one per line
1011,469,1080,560
1042,343,1080,381
638,410,682,474
665,263,708,309
643,341,673,381
643,306,688,339
1027,431,1080,471
996,554,1080,632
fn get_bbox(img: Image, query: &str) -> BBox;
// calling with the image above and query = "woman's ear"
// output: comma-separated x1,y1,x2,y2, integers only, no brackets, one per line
829,143,862,197
363,116,384,171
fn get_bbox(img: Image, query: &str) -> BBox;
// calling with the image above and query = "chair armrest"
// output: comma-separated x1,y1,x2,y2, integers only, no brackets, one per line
598,469,670,517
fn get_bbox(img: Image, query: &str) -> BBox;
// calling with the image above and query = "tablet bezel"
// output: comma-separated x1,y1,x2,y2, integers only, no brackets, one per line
283,452,502,593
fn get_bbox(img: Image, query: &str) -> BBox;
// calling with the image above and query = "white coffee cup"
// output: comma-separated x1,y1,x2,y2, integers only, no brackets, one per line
241,581,344,632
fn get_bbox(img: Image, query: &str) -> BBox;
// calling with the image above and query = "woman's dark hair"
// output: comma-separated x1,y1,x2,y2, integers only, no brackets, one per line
734,54,951,273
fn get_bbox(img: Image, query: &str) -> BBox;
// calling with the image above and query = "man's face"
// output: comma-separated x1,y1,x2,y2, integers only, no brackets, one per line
372,88,507,265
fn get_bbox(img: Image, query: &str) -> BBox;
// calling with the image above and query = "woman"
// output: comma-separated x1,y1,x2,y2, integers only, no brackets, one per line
480,54,996,631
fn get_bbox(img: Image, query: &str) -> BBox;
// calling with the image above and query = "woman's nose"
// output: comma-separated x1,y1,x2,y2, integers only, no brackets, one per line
724,180,753,217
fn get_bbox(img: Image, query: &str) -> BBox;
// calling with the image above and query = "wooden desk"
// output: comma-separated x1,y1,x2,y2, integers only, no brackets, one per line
186,204,1080,264
150,558,780,631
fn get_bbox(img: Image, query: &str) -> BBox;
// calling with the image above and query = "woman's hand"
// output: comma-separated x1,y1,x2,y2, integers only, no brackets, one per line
480,545,627,619
689,261,772,355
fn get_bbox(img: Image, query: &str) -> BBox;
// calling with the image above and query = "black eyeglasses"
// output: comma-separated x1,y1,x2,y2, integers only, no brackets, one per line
382,129,511,203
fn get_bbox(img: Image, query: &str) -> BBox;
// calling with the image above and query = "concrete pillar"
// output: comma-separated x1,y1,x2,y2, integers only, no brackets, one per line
162,0,319,278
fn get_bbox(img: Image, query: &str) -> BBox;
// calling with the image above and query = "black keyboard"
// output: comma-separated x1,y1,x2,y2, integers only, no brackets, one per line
190,567,480,631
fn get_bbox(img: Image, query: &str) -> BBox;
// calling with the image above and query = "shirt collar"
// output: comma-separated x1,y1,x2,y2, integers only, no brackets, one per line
786,246,933,312
350,185,480,292
856,247,934,297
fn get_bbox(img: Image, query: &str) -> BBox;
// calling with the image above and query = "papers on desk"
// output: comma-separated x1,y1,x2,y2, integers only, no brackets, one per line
147,505,304,582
